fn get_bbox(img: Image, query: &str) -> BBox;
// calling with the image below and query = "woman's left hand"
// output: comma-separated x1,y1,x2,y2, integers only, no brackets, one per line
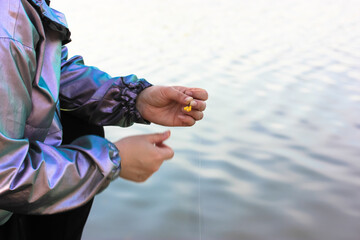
136,86,208,126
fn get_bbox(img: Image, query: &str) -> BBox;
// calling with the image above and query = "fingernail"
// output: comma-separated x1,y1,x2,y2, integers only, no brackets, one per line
185,97,193,104
190,100,197,107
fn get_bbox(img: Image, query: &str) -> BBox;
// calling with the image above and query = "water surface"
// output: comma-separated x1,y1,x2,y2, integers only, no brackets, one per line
53,0,360,239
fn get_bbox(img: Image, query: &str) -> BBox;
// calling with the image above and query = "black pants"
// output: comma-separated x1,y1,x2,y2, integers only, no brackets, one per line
0,111,104,240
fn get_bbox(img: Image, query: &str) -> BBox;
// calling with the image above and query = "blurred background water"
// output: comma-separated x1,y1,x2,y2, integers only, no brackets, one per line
53,0,360,239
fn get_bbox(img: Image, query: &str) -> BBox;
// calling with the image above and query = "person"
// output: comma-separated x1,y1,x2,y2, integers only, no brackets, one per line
0,0,208,239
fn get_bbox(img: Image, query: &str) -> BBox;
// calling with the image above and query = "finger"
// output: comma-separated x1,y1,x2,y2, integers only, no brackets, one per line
155,142,174,160
147,130,171,144
164,87,193,105
183,109,204,121
178,115,196,126
189,100,207,112
185,88,208,101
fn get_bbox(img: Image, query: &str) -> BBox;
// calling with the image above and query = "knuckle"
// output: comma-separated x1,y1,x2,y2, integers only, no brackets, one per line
169,150,175,159
189,119,196,126
150,164,160,173
136,174,148,183
152,151,163,162
147,156,162,173
201,102,207,111
182,118,196,126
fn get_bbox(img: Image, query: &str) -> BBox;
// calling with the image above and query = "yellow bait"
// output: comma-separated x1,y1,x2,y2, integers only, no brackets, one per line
184,105,192,112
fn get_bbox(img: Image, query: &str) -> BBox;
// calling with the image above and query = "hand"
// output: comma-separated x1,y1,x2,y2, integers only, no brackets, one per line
136,86,208,126
114,131,174,182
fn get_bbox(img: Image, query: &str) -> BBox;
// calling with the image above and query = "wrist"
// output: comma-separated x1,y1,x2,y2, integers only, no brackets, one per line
135,86,153,121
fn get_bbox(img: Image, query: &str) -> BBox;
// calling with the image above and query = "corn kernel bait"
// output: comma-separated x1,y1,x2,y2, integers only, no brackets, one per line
184,105,192,112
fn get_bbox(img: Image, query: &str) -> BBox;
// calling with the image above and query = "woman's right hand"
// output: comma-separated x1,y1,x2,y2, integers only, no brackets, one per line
113,131,174,182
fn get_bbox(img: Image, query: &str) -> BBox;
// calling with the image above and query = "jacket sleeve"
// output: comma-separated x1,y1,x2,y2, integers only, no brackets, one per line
0,38,121,215
60,46,152,127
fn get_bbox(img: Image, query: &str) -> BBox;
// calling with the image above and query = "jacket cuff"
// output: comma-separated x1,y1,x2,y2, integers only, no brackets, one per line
67,135,121,193
114,76,152,127
107,141,121,181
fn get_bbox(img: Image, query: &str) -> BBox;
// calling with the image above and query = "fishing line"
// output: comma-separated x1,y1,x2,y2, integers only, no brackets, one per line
197,135,202,240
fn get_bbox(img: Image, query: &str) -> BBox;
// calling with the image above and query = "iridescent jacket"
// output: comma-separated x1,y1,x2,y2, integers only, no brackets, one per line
0,0,151,224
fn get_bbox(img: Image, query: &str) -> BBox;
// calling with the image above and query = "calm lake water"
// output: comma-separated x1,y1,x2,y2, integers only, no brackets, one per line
53,0,360,239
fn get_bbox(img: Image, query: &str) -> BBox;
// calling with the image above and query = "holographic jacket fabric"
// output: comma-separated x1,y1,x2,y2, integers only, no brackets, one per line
0,0,151,224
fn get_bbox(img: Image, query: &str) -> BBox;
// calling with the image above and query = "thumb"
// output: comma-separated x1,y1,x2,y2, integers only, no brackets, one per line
148,130,171,144
165,87,193,105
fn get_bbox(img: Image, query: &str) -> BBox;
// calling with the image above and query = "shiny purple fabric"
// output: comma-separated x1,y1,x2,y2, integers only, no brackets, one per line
60,48,152,127
0,0,151,224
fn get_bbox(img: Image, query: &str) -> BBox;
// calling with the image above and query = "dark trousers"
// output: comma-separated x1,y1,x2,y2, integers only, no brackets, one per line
0,111,104,240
